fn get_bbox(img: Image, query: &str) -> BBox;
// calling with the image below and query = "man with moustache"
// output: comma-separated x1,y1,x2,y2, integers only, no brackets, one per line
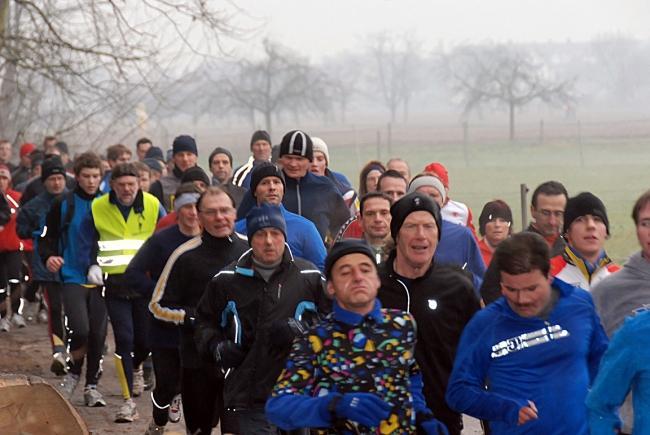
446,232,608,435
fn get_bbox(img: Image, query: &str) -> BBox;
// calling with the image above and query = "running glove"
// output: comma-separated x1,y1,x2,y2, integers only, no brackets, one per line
333,392,392,429
213,340,246,369
86,265,104,286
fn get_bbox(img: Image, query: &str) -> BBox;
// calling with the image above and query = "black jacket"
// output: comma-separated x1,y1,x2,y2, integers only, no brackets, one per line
151,231,249,368
194,245,328,411
378,252,479,435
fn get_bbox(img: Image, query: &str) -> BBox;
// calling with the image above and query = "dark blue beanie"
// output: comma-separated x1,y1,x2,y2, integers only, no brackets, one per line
172,135,198,156
246,203,287,240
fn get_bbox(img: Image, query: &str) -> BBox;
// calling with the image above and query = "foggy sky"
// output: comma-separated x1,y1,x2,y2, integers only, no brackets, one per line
233,0,650,59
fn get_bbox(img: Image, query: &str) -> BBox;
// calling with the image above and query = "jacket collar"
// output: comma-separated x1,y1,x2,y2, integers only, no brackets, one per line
383,249,435,282
172,165,184,179
333,299,384,326
109,189,144,213
562,244,611,281
234,243,294,277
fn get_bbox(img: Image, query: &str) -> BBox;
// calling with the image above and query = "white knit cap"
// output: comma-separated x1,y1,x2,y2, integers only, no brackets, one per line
407,175,447,203
311,137,330,165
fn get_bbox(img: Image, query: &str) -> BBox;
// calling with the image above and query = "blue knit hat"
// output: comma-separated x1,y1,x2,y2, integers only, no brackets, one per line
246,203,286,240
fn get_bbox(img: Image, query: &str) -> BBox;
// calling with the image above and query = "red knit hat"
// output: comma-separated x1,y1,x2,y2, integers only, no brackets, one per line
423,162,449,188
20,143,36,158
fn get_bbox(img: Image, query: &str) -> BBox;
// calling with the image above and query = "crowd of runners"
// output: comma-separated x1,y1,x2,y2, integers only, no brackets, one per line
0,130,648,435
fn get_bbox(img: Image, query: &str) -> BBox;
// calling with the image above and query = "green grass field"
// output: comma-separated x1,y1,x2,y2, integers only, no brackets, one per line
328,137,650,263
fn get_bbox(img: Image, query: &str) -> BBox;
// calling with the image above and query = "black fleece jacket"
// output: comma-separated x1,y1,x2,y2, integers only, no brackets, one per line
378,252,479,435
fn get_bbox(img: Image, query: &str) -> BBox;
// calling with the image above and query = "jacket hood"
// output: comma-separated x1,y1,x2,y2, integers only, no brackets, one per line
234,242,294,277
623,251,650,280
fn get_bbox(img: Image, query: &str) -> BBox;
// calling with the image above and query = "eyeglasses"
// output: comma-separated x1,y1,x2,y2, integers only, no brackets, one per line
538,209,564,218
199,207,234,217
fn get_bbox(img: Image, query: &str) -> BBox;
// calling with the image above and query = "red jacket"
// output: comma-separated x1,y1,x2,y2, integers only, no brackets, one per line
0,189,25,252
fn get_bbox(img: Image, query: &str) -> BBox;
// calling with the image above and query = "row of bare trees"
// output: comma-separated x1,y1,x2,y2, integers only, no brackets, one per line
0,2,647,147
0,0,241,147
194,35,575,140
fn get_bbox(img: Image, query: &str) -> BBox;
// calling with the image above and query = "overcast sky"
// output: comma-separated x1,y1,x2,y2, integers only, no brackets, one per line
233,0,650,59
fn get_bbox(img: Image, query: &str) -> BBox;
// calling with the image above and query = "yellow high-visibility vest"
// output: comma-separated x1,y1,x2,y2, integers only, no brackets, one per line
91,192,159,275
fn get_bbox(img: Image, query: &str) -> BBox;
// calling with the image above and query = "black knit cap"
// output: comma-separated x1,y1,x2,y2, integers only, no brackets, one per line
563,192,610,235
250,162,285,197
41,156,65,182
478,200,513,237
180,166,210,186
325,239,376,280
172,135,198,156
279,130,313,162
145,146,164,161
208,147,233,167
390,192,443,241
250,130,272,149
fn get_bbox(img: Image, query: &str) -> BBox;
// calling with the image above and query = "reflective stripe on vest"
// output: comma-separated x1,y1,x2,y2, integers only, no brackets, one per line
92,192,159,275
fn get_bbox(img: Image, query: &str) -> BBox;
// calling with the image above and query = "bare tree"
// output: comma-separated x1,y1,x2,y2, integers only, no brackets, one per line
0,0,242,148
218,39,330,134
589,34,650,104
441,43,575,141
366,32,424,124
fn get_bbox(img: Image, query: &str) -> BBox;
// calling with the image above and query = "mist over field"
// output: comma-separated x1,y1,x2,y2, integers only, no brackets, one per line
2,0,649,259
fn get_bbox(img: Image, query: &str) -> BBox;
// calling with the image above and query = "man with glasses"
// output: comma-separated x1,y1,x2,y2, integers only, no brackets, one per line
149,186,248,435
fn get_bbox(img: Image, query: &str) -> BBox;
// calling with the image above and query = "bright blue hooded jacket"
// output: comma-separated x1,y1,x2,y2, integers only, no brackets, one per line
587,309,650,435
436,220,486,291
235,204,326,272
445,278,608,434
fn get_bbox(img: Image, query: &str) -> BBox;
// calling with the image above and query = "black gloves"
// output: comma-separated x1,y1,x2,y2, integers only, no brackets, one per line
268,317,308,356
212,340,246,369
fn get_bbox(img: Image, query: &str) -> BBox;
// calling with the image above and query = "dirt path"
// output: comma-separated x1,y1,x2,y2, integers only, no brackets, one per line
0,321,185,434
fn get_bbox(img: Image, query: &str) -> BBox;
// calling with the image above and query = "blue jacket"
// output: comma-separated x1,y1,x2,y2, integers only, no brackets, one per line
437,220,486,291
40,188,100,284
235,204,326,271
587,309,650,435
238,171,350,241
17,190,66,282
445,278,608,435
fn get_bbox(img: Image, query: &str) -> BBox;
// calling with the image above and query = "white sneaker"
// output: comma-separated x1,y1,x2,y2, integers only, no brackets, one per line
11,313,26,328
59,373,80,398
168,393,182,423
51,352,68,376
132,367,145,397
22,301,38,322
84,385,107,407
143,419,165,434
115,398,139,423
37,308,48,323
0,317,11,332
